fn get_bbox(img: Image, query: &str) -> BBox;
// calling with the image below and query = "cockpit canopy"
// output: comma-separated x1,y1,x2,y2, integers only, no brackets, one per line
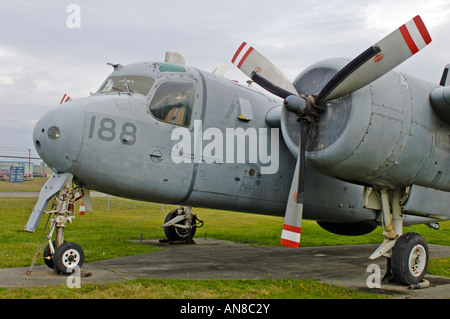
97,62,195,127
99,75,155,96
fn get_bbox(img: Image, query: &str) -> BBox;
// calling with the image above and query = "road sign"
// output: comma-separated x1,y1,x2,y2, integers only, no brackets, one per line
10,166,24,183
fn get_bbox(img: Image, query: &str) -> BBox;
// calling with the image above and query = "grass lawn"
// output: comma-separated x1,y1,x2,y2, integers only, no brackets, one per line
0,278,387,299
0,191,448,299
0,178,48,192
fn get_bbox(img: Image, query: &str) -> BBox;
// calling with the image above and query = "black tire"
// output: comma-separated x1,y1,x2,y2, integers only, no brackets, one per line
164,209,197,241
53,242,84,274
43,240,66,269
391,232,429,286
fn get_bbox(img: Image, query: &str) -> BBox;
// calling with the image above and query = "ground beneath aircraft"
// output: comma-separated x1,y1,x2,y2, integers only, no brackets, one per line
1,239,449,299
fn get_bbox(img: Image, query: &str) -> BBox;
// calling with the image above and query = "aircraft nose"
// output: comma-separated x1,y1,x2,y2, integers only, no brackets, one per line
33,101,85,173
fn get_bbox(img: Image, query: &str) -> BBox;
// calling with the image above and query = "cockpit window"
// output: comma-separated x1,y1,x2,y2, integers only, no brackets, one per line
100,75,155,96
148,81,194,127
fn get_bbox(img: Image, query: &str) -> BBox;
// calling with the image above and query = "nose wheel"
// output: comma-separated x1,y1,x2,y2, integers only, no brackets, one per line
41,212,85,274
53,242,85,274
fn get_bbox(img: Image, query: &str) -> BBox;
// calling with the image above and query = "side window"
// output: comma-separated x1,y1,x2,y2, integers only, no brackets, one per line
148,81,194,127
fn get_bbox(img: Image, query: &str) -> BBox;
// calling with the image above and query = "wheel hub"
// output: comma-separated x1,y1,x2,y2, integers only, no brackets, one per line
409,244,427,277
63,249,80,268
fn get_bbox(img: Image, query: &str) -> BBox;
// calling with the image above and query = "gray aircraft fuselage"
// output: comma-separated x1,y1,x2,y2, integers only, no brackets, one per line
33,61,449,226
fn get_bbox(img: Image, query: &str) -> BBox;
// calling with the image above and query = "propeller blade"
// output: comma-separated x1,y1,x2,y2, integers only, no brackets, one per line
232,42,297,98
60,94,71,104
281,121,310,248
315,15,431,104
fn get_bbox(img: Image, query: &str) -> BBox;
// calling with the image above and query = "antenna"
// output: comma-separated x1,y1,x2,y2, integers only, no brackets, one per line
165,51,186,65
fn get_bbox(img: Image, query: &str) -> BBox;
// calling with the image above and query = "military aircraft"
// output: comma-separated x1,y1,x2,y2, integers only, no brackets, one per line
25,15,449,286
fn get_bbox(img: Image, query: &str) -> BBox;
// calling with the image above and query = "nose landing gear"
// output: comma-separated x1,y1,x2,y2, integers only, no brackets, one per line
27,181,86,275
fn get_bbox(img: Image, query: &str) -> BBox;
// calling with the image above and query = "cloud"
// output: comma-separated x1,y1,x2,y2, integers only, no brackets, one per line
0,0,449,149
365,0,450,31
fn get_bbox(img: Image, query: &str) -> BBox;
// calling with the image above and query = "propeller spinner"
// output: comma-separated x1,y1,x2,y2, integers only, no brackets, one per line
232,15,431,248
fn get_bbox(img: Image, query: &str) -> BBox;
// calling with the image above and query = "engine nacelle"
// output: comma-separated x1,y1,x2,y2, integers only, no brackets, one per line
281,58,450,191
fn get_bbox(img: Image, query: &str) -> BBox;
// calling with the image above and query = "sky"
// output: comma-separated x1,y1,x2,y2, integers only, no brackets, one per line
1,0,449,150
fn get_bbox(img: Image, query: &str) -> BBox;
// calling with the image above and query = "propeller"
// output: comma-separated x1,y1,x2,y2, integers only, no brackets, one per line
232,15,431,248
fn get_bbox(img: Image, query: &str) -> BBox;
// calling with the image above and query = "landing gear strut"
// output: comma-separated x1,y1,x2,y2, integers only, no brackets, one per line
366,187,430,286
161,206,203,244
28,182,85,275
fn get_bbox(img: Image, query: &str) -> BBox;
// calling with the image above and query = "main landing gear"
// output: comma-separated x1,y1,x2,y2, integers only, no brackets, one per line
28,183,85,275
366,188,430,286
161,206,203,244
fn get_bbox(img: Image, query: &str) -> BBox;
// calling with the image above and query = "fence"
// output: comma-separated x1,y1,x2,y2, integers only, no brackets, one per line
0,146,40,161
0,146,50,184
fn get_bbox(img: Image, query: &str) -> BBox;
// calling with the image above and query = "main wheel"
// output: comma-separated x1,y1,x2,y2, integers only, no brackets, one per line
164,209,197,241
391,232,429,285
53,242,84,274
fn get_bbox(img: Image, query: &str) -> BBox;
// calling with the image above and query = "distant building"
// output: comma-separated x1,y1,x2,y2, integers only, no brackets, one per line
0,161,33,180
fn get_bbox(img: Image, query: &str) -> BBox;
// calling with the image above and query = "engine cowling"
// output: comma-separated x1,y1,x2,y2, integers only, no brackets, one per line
281,58,450,191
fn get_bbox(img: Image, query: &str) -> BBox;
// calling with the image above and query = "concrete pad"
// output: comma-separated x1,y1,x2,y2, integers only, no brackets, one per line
0,263,134,288
1,239,449,299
